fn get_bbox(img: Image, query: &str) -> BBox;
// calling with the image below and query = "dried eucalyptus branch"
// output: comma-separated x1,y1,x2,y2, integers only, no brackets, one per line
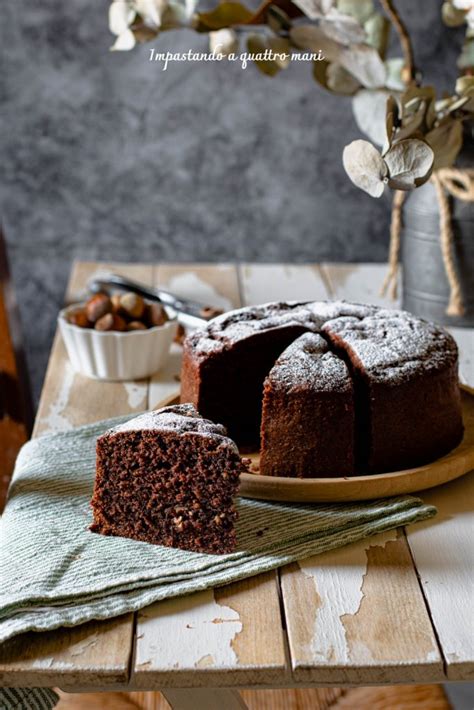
379,0,416,84
107,0,474,198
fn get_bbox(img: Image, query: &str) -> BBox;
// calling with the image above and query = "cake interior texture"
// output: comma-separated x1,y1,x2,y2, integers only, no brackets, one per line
91,406,243,554
182,325,310,448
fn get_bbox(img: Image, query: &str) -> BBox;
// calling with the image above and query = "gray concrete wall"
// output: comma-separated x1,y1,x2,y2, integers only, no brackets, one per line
1,0,464,401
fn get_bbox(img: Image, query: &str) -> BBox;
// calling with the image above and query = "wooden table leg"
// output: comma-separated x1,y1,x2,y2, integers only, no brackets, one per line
160,689,248,710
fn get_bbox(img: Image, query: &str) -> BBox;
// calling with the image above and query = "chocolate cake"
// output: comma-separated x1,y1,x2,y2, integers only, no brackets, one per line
181,301,463,475
260,333,355,477
90,404,244,554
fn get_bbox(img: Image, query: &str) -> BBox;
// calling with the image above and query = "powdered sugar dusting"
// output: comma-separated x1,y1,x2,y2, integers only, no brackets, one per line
106,404,238,451
267,333,352,392
188,301,373,357
323,309,458,383
186,300,458,385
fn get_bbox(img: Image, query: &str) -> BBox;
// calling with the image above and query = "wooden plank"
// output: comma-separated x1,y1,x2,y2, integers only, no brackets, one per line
0,617,134,689
281,530,444,684
133,574,288,689
239,264,328,305
0,261,154,688
321,263,399,309
133,265,289,689
406,472,474,681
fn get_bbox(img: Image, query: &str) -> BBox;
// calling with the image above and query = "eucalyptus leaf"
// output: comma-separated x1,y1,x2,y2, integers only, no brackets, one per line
247,33,290,75
458,37,474,71
426,121,463,170
339,43,386,88
291,0,333,19
320,9,367,45
209,28,239,55
267,5,291,32
397,100,427,141
135,0,166,27
196,2,253,31
111,28,137,50
337,0,374,23
352,89,392,146
446,95,471,112
397,86,435,140
401,86,435,116
384,139,434,190
312,59,331,89
292,28,385,88
109,1,135,35
161,0,197,28
289,24,342,61
442,1,466,26
269,36,292,67
455,75,474,95
342,139,387,197
132,22,160,40
384,57,405,91
364,13,390,58
326,63,360,94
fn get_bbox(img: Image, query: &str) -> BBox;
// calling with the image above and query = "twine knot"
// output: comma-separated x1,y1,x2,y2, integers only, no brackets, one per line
382,168,474,317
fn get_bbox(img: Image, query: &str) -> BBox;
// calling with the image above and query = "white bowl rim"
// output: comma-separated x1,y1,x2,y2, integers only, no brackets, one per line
59,302,178,337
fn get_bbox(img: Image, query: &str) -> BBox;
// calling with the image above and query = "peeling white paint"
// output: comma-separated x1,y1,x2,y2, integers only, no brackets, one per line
166,273,233,311
299,530,397,664
123,382,147,409
40,365,75,434
136,590,242,670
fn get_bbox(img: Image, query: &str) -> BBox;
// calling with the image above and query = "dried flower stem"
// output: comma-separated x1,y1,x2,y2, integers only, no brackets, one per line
379,0,416,84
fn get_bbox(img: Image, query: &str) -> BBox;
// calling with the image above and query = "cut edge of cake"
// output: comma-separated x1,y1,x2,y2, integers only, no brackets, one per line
91,404,247,555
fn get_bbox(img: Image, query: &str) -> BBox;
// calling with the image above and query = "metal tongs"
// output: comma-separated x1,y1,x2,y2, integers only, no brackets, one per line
87,273,224,329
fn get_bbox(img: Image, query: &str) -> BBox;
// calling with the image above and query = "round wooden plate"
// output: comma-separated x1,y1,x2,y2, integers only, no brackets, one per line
156,386,474,503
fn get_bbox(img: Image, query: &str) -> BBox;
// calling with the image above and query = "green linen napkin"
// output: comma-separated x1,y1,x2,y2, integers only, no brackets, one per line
0,414,437,645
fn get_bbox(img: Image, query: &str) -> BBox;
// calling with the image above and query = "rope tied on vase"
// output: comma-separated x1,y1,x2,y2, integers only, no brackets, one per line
381,167,474,317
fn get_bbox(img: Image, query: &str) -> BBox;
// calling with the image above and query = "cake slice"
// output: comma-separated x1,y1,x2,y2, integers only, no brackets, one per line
90,404,244,554
322,310,463,472
259,333,355,477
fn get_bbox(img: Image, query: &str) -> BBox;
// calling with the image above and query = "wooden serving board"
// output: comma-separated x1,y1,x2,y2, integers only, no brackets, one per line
159,386,474,503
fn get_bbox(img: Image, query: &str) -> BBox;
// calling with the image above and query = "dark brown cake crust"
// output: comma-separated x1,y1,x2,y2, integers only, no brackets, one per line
90,404,245,554
181,301,463,475
259,333,355,478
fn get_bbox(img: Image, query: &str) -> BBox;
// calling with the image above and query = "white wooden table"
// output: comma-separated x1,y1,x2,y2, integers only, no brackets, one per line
0,262,473,708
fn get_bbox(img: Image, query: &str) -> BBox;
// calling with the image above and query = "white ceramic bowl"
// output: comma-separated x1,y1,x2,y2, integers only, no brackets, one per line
58,303,178,381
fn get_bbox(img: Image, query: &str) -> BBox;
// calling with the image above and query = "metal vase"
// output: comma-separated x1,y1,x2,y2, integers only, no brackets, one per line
401,143,474,327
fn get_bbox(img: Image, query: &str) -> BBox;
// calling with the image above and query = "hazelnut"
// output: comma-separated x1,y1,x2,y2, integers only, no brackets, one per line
110,293,123,313
86,293,112,323
127,320,147,331
199,306,223,320
67,308,90,328
95,313,127,332
119,292,145,319
145,302,168,327
174,323,186,345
